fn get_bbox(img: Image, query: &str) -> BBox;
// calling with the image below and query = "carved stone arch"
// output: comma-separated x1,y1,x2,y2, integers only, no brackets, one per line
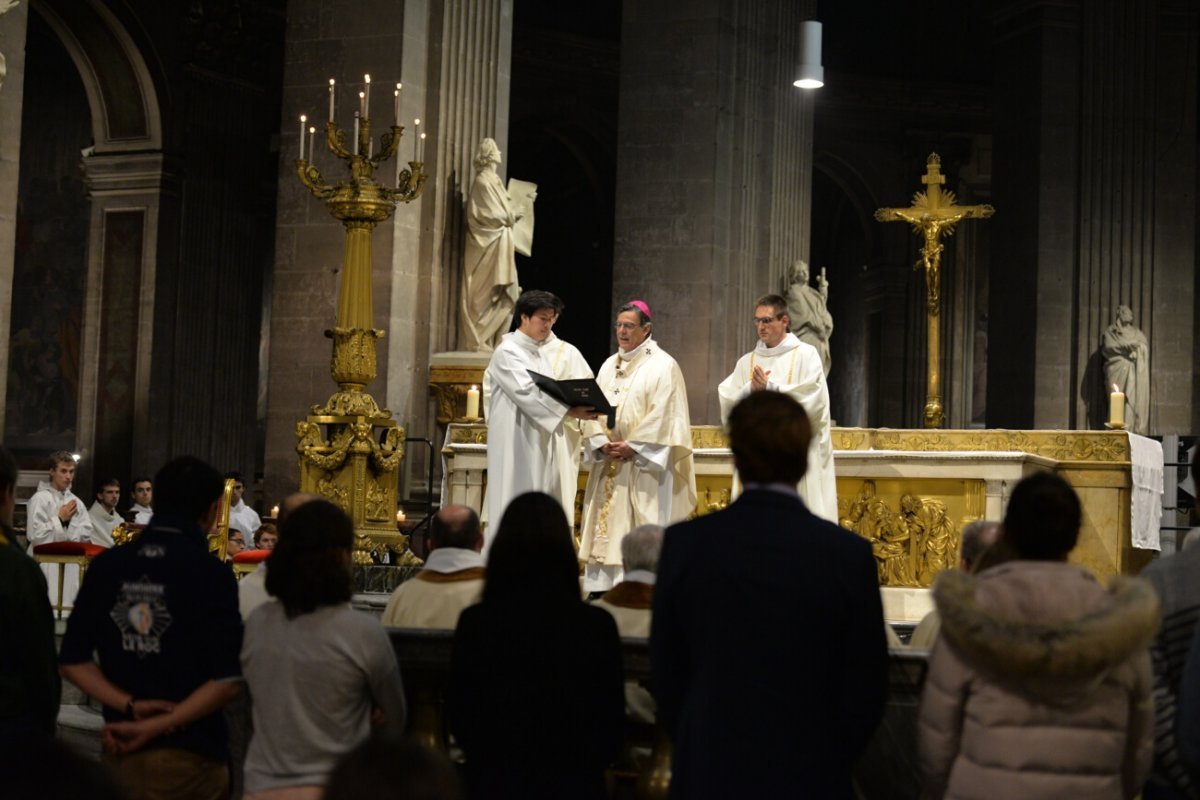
31,0,162,151
23,0,171,490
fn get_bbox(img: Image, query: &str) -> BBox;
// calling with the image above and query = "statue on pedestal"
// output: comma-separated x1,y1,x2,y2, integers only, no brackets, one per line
785,260,834,376
458,138,535,352
1101,304,1150,434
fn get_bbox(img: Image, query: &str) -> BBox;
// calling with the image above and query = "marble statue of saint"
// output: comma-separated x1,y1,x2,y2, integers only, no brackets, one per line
1101,304,1150,434
785,260,834,376
458,138,534,352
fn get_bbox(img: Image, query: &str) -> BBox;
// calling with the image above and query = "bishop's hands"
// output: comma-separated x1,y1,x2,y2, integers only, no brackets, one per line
601,441,635,462
750,365,772,392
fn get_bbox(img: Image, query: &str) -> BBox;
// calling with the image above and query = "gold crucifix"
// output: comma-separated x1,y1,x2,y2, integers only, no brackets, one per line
875,153,994,428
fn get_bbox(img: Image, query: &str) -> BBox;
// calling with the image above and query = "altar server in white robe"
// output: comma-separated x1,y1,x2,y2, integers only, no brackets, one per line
578,301,696,593
26,451,94,608
483,290,598,551
484,324,593,524
717,293,838,522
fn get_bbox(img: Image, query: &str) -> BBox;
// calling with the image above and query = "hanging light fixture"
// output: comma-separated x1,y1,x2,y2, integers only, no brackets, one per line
794,20,824,89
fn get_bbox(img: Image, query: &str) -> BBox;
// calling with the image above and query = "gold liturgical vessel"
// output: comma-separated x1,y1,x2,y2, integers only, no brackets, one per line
294,75,427,564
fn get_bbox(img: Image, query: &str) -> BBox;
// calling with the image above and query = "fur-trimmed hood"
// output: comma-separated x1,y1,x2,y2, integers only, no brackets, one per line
933,561,1160,702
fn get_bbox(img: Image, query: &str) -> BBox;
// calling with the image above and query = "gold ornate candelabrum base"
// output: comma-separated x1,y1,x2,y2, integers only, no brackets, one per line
292,94,428,565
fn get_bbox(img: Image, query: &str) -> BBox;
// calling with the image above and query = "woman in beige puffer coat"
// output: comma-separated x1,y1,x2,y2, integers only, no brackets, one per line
917,472,1160,800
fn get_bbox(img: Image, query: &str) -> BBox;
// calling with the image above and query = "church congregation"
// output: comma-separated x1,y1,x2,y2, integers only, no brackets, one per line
7,1,1200,799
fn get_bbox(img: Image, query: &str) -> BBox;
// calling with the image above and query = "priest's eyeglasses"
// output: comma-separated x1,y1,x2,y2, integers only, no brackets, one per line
752,314,784,326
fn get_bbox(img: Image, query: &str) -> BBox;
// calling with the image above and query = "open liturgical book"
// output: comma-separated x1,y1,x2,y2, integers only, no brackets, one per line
527,370,615,428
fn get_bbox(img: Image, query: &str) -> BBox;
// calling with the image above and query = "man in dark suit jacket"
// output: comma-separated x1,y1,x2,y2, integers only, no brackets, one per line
651,390,888,799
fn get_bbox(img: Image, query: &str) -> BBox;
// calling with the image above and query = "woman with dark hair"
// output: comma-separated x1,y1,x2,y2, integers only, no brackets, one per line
918,471,1160,799
449,492,625,799
240,500,406,799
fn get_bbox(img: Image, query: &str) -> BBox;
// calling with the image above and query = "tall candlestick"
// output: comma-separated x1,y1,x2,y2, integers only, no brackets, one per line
465,385,480,419
353,112,360,156
328,78,335,122
413,118,420,161
420,132,427,162
298,114,307,158
308,126,315,163
363,74,371,116
359,91,366,118
394,83,402,122
1109,384,1125,426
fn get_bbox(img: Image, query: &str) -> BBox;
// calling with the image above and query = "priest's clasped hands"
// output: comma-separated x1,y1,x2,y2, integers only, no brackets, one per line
750,365,772,391
600,441,636,462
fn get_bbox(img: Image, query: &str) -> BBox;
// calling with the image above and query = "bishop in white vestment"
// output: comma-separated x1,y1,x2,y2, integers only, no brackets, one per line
717,294,838,522
483,291,597,550
578,301,696,593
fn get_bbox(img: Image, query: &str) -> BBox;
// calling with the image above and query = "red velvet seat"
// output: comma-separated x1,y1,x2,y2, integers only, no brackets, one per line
33,541,106,558
232,549,270,564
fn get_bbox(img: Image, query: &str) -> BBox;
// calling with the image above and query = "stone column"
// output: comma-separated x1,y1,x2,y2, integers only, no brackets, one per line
990,0,1197,432
613,0,817,423
0,1,28,435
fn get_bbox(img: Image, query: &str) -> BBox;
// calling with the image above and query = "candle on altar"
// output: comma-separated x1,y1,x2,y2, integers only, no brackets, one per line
394,83,401,122
308,126,315,163
270,504,280,519
353,112,360,156
396,508,406,524
328,78,335,121
298,115,306,157
465,384,480,419
363,74,371,116
1109,384,1125,426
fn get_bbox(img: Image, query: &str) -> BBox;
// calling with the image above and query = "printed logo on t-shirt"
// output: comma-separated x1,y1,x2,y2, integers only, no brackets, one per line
109,575,173,657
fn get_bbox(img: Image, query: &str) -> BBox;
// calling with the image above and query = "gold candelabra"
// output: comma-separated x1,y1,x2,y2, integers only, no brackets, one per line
293,78,427,565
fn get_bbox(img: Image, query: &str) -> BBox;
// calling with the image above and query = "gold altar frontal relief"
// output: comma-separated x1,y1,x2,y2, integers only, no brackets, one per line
836,478,984,588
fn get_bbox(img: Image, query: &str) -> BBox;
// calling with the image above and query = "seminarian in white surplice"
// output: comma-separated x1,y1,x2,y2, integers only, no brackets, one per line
482,291,597,551
717,294,838,522
578,301,696,594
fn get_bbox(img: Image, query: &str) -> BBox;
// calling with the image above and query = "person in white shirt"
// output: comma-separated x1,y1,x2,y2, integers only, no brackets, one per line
129,476,153,524
225,471,261,541
26,451,94,608
87,478,122,548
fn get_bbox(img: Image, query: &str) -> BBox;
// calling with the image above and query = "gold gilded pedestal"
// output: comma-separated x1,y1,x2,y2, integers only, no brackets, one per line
293,102,427,564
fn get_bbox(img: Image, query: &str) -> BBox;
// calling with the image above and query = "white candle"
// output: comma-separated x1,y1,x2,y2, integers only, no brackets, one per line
328,78,336,122
353,112,360,156
368,137,373,158
413,118,420,160
420,132,426,162
396,508,406,524
363,74,371,116
308,126,315,163
270,504,280,518
394,83,401,122
1110,384,1125,426
298,115,306,157
466,384,480,419
359,91,366,118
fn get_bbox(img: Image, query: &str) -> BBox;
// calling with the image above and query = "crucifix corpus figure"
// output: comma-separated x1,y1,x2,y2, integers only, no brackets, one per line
874,153,994,428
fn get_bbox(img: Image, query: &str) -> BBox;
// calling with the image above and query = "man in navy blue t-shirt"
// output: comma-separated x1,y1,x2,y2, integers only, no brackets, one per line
61,456,242,800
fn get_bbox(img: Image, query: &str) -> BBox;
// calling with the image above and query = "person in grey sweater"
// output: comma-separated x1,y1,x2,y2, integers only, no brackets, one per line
240,500,405,797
